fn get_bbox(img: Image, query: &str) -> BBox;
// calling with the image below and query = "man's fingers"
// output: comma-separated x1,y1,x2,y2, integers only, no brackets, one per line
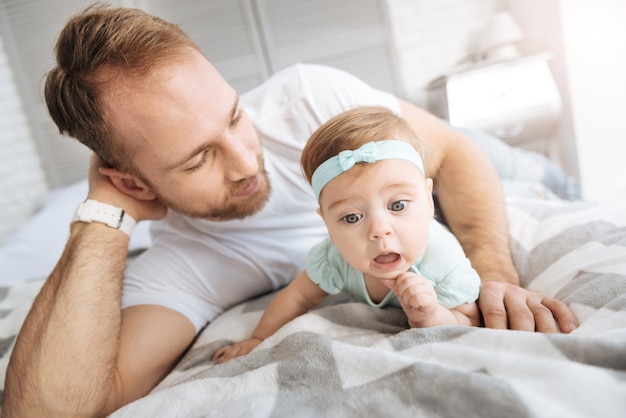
543,298,579,333
478,282,509,330
479,281,579,333
482,293,545,332
503,289,536,332
527,301,558,333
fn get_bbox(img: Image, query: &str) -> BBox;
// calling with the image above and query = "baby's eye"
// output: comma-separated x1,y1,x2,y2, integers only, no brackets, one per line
342,213,363,224
389,200,408,212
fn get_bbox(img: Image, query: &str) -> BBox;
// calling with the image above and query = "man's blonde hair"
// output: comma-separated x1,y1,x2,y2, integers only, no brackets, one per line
44,4,200,172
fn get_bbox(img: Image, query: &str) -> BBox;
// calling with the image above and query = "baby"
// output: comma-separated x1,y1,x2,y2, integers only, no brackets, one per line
213,106,481,363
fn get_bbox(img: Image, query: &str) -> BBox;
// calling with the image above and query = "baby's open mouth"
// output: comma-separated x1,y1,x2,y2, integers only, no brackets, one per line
374,253,400,264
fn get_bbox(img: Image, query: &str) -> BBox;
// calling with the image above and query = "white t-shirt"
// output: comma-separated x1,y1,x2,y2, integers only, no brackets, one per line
123,64,400,331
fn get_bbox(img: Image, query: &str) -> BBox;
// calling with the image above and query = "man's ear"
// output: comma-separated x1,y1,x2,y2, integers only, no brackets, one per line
99,166,157,200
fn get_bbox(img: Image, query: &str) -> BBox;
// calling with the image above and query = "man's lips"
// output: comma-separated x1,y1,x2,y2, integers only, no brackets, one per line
233,176,259,197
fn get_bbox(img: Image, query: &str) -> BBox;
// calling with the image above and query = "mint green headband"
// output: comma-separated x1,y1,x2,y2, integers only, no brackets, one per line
311,140,424,200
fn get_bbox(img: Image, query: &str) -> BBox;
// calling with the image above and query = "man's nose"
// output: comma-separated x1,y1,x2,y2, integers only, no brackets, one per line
223,136,258,181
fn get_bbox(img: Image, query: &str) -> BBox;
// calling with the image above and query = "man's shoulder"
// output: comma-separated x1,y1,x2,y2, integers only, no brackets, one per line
243,64,366,102
271,63,358,84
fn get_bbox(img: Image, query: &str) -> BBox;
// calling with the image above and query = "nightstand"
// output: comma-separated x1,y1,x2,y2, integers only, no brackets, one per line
428,53,562,154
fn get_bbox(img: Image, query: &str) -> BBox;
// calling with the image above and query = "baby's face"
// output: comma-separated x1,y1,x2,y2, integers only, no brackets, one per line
318,159,434,279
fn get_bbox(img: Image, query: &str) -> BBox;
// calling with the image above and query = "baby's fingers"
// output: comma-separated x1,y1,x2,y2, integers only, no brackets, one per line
212,345,235,362
395,274,428,296
377,277,397,291
213,338,264,363
212,345,229,359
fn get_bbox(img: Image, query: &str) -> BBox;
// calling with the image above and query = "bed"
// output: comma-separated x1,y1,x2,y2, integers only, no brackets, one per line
1,132,625,417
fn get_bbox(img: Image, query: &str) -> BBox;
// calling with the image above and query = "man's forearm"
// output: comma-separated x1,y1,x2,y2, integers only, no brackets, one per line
3,222,129,417
435,133,519,285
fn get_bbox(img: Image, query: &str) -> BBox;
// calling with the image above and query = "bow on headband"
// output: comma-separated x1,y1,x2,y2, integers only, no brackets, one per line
337,142,378,171
311,140,425,200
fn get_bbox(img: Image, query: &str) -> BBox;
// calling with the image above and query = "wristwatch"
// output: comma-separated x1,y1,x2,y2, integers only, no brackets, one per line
71,199,136,237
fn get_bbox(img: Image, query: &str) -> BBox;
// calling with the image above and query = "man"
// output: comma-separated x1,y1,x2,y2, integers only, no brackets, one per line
3,5,578,417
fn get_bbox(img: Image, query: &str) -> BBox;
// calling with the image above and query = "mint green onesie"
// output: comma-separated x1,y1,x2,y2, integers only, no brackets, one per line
305,219,480,309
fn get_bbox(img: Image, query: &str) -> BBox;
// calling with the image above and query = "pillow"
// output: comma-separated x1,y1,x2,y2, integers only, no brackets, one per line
0,179,152,285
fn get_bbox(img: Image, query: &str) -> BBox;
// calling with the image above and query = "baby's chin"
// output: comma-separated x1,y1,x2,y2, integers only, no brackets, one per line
366,266,412,281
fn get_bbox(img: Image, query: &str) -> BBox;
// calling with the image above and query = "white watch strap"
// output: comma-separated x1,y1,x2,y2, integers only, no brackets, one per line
71,199,136,237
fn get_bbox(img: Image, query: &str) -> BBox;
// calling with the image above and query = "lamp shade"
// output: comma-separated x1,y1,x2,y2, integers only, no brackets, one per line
477,11,524,60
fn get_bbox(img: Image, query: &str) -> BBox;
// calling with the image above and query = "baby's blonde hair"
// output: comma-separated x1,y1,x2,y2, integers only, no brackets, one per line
301,106,426,184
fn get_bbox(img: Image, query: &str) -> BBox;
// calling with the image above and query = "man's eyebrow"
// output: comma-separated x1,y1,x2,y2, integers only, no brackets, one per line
164,94,240,171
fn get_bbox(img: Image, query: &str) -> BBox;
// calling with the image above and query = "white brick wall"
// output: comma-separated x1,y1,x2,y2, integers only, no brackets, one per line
386,0,502,105
0,35,48,244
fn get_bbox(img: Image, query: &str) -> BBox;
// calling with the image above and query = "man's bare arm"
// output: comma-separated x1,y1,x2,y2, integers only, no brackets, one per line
4,223,128,416
2,223,196,417
3,155,197,416
398,99,516,282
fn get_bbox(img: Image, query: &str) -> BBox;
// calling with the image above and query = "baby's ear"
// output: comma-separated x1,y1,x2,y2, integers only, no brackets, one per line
425,178,435,217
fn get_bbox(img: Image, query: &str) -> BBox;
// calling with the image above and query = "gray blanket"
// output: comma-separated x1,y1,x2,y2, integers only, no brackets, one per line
107,196,626,417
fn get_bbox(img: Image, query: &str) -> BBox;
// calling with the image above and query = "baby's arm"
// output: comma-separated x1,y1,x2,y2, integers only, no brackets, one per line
213,270,328,363
384,272,480,328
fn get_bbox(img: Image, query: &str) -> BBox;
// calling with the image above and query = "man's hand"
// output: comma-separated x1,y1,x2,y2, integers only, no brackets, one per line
87,154,167,222
212,338,264,364
478,281,579,333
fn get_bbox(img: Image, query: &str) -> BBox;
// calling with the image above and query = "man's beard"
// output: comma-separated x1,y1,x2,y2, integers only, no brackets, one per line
149,154,272,221
203,167,272,220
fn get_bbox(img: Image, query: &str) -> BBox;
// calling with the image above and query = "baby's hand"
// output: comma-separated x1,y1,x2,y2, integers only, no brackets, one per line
381,271,439,327
212,337,263,364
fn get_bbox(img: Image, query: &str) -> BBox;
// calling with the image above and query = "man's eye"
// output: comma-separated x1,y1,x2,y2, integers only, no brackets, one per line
342,213,363,224
230,110,243,127
389,200,408,212
185,150,210,172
